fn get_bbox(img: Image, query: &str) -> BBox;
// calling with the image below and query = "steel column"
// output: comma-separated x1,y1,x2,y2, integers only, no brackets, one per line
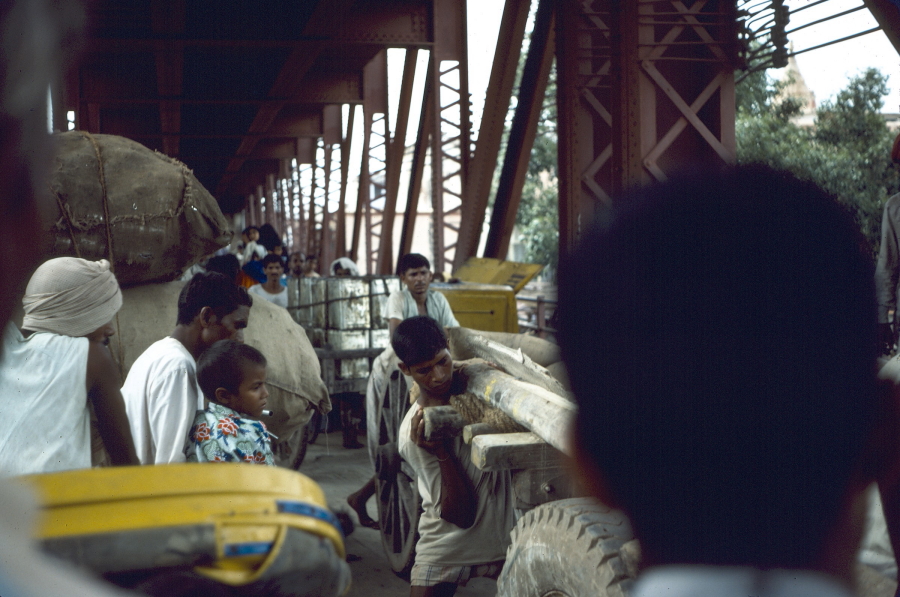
320,104,342,269
399,70,434,260
320,143,336,271
278,159,292,246
350,109,369,263
484,0,555,260
308,147,320,261
453,0,532,270
265,173,278,235
296,137,316,254
556,0,738,255
377,49,418,275
361,51,389,275
430,0,472,274
256,184,266,225
337,106,355,258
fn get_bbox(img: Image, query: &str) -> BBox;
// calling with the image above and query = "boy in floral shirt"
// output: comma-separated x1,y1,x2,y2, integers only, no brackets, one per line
187,340,274,465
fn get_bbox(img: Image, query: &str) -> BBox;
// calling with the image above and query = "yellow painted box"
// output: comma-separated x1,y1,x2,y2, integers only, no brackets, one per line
433,283,519,333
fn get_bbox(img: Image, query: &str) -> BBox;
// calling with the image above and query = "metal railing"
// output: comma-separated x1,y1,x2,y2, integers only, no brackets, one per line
517,295,557,339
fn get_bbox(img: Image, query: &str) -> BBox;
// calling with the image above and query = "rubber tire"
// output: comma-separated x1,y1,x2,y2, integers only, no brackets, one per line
497,498,638,597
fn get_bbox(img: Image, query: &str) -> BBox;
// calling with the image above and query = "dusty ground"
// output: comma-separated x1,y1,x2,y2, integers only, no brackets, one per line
300,430,496,597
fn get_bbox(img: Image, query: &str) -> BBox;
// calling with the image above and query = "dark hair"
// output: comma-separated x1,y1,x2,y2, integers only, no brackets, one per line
558,165,878,569
197,339,267,401
289,251,305,261
177,272,253,326
396,253,430,276
261,253,283,268
241,226,259,236
391,316,448,367
257,223,282,252
205,254,240,282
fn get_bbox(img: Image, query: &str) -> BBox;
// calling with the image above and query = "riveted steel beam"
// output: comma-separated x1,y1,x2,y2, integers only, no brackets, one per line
484,0,555,260
430,0,471,274
557,0,737,255
453,0,532,270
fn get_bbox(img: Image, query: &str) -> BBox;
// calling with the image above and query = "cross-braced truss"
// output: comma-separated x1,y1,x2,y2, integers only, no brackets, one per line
558,0,737,252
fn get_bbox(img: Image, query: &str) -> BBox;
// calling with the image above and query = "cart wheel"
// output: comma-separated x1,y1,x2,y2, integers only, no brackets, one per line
273,421,311,470
374,369,420,578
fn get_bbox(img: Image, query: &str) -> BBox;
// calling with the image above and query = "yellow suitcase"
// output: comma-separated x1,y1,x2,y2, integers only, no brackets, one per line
17,464,350,596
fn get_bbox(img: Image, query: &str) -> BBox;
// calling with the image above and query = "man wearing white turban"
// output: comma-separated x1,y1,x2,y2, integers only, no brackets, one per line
0,257,139,475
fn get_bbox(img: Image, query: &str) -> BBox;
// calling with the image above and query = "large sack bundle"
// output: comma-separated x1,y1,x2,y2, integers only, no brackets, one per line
47,132,232,286
109,282,331,441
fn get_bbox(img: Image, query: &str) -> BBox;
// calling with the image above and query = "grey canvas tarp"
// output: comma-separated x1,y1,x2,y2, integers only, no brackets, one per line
47,132,232,286
110,282,331,442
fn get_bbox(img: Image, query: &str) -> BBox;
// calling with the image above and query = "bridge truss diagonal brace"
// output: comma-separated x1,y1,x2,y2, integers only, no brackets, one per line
431,0,472,275
556,0,738,255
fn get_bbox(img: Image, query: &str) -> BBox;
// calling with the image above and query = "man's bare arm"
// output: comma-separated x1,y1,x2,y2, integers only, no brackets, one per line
86,342,139,466
411,408,477,529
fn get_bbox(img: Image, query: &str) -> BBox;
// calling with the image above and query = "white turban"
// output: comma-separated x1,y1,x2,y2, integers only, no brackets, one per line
330,257,359,276
22,258,123,337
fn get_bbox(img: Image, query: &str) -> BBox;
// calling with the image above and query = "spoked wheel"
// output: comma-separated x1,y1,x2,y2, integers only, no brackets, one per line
307,410,322,445
272,418,313,470
374,369,421,578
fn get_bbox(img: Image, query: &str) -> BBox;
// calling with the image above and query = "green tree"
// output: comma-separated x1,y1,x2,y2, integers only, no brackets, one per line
513,61,558,273
736,67,899,255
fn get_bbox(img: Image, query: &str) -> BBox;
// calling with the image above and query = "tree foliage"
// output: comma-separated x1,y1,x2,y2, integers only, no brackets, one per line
736,67,899,255
513,61,558,273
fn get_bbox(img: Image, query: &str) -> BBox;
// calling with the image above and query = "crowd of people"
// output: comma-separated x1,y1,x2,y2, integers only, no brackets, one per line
5,177,900,597
3,2,900,595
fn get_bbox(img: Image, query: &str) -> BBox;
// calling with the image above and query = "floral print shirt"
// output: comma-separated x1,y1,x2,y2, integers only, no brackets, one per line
186,402,274,465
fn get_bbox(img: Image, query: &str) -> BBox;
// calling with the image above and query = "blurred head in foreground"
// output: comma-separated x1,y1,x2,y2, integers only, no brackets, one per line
559,165,882,577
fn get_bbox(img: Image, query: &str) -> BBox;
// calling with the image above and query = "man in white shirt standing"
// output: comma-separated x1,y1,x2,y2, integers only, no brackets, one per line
386,253,458,335
122,272,252,464
555,166,893,597
248,254,288,309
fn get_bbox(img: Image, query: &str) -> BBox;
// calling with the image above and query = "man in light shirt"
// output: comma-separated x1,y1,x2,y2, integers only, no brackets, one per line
122,272,252,464
386,253,458,335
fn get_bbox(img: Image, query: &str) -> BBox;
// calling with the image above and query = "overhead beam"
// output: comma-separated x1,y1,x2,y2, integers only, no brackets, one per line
216,0,359,198
87,2,431,53
79,72,362,105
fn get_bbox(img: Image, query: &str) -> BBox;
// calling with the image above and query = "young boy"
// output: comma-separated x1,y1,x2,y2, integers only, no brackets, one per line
395,316,515,597
386,254,458,335
187,339,274,465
